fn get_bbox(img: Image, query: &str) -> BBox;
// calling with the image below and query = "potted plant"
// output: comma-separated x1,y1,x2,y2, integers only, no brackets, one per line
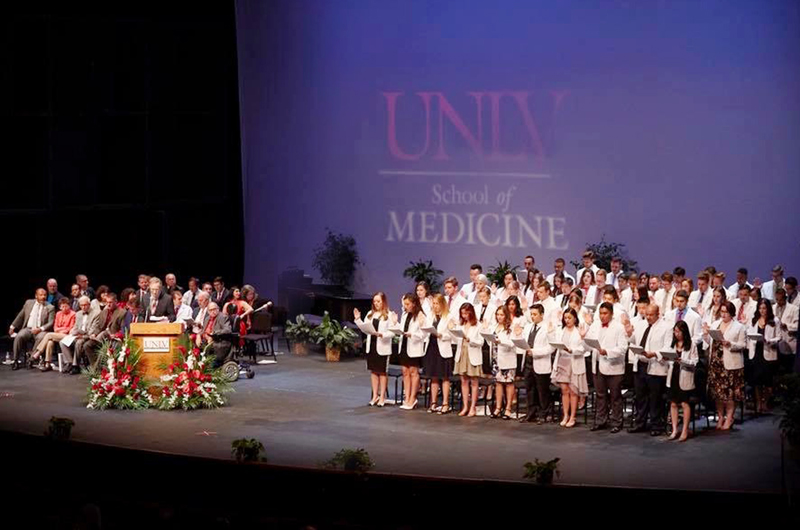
487,260,519,287
775,373,800,447
45,416,75,441
323,448,375,473
285,314,316,355
312,229,361,293
569,235,638,273
311,311,358,362
403,259,444,292
523,457,561,485
231,438,267,463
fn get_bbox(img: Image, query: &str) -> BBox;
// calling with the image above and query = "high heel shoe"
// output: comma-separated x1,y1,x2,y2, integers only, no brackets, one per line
490,409,502,419
369,397,379,407
668,431,678,440
502,409,513,420
438,405,451,415
458,408,468,417
376,398,386,407
565,418,576,428
560,418,568,427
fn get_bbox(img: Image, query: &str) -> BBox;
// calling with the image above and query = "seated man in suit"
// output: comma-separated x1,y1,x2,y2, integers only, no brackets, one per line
61,296,92,374
197,302,232,367
8,288,56,369
143,277,175,322
121,298,142,335
45,278,66,306
190,291,211,335
211,277,231,307
79,292,127,368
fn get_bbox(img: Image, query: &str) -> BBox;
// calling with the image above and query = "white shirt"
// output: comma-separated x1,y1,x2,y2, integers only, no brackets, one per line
664,307,703,346
26,302,45,329
726,282,752,300
183,290,197,308
586,320,628,375
761,279,784,302
688,287,713,313
575,264,599,284
546,271,576,285
628,318,671,376
731,298,757,325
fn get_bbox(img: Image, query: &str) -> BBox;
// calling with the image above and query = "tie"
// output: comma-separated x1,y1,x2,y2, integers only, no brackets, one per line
205,316,216,335
527,324,539,348
699,290,705,304
677,309,684,322
640,324,652,348
479,305,487,322
738,303,745,323
449,295,453,306
37,305,43,327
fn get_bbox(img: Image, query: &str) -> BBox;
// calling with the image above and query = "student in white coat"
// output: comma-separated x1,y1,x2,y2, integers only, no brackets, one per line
577,269,597,311
465,273,490,305
664,290,703,350
453,303,483,417
551,307,589,427
459,264,482,301
422,293,455,414
655,272,676,316
546,257,576,286
443,276,468,316
474,286,497,381
586,302,629,433
702,287,728,328
535,282,559,328
727,268,753,300
489,305,518,419
732,285,757,326
747,299,781,413
760,265,785,302
492,271,516,303
773,288,799,373
504,295,527,371
625,304,671,436
665,321,698,442
575,250,599,285
354,292,397,407
702,301,747,430
688,272,714,315
515,303,555,424
397,293,427,410
416,281,433,318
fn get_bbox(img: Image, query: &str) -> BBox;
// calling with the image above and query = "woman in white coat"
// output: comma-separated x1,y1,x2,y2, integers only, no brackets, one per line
550,308,588,427
490,305,518,419
453,303,483,417
354,292,396,407
416,281,433,319
423,293,455,414
748,299,781,413
666,321,698,442
397,293,427,410
702,300,747,430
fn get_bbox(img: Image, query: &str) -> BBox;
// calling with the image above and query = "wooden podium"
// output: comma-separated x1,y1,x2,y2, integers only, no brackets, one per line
130,322,184,382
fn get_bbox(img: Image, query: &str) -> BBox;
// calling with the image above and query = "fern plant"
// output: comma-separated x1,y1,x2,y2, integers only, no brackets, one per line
403,259,444,292
569,235,638,273
486,260,519,287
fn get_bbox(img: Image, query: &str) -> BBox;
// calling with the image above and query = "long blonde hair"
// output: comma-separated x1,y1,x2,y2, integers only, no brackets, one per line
367,291,389,319
431,293,449,319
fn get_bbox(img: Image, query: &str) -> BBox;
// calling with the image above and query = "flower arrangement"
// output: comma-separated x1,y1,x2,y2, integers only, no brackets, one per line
155,337,232,410
86,333,153,410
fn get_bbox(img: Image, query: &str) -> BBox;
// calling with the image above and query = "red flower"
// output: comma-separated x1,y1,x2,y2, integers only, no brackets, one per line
114,331,124,339
126,366,132,373
192,370,201,380
182,363,189,370
97,388,105,395
177,346,187,355
114,386,125,396
133,376,140,384
192,347,201,356
101,368,108,377
163,387,171,396
105,383,113,392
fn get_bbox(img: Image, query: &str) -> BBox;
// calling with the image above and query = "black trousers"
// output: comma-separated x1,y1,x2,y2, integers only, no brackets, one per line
211,340,232,367
632,361,650,429
595,372,624,428
522,355,552,420
647,374,667,431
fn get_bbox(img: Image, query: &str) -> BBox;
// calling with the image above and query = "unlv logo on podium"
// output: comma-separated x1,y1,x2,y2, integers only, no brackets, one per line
382,91,568,162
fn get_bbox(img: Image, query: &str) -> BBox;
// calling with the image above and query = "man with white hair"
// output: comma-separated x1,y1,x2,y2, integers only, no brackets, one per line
191,291,211,334
60,296,92,374
197,302,232,367
164,273,183,296
143,277,175,322
45,278,65,306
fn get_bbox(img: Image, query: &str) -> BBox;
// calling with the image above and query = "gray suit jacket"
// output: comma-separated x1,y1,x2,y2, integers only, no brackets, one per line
70,311,92,336
11,300,55,332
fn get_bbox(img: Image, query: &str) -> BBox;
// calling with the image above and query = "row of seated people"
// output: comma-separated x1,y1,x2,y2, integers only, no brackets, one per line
6,273,272,373
355,260,798,442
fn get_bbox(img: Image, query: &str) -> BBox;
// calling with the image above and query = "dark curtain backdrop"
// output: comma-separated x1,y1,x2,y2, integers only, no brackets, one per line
0,3,244,328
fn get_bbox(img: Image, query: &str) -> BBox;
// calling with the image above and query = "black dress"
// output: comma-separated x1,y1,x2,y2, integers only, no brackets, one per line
751,325,776,386
477,304,493,375
398,314,421,368
365,317,388,374
669,350,693,404
422,317,454,379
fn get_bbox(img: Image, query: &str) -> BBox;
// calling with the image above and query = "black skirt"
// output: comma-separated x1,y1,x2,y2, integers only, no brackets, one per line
481,343,493,375
365,340,388,374
751,328,777,387
422,338,453,379
669,365,693,404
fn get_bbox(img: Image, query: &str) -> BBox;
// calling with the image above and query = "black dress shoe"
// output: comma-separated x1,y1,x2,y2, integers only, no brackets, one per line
627,426,648,434
69,365,81,375
610,426,622,434
518,415,535,423
11,361,20,371
650,430,662,437
590,423,607,432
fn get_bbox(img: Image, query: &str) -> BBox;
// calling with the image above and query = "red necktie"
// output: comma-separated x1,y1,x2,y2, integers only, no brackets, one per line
738,304,745,322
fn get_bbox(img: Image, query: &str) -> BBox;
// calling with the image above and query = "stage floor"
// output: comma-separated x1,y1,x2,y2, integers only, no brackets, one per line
0,351,786,493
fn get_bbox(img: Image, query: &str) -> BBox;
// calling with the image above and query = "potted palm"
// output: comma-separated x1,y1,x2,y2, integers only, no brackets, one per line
523,458,561,485
311,311,357,362
285,314,316,355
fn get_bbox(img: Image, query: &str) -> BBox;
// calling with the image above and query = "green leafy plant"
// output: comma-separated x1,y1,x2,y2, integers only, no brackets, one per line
523,457,561,484
231,438,267,463
403,259,444,292
486,260,519,287
312,229,361,289
569,235,638,273
775,373,800,446
323,448,375,473
45,416,75,441
311,312,358,351
285,314,316,343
